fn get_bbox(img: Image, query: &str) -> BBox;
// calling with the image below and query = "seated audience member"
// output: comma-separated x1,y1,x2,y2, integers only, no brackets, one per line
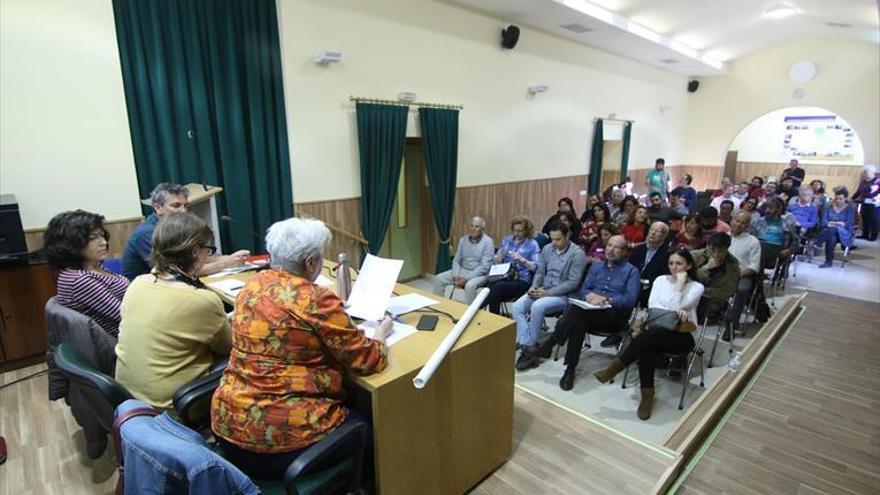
526,235,639,388
670,174,697,213
122,182,249,279
750,197,799,269
740,196,760,221
621,207,649,248
607,189,625,221
816,187,857,268
580,194,603,224
541,197,577,235
614,195,639,225
44,210,130,334
513,222,587,370
748,176,766,200
578,203,611,246
728,212,762,333
669,191,689,217
780,158,805,188
789,188,819,235
778,177,798,202
691,233,739,327
698,206,731,234
734,182,750,201
432,216,494,303
710,184,742,213
646,192,676,224
853,164,880,241
586,224,617,265
718,200,735,225
810,179,830,211
673,214,707,250
645,158,670,201
211,217,387,481
115,212,233,408
482,216,540,314
558,211,582,245
593,248,704,420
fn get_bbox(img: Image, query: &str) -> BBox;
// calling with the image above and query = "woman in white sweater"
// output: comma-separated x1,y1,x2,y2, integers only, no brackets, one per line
593,247,704,420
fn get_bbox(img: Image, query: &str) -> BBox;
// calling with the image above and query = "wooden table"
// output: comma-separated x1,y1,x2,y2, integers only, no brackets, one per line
204,262,515,495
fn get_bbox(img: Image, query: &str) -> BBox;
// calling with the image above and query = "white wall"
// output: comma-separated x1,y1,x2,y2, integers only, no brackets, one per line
278,0,690,202
730,106,865,165
683,38,880,167
0,0,141,229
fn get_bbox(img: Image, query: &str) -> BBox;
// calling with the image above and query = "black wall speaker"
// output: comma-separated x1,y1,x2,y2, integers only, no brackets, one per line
501,25,520,49
687,80,700,93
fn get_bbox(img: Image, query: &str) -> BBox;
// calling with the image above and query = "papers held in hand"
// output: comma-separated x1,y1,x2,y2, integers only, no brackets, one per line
568,298,611,311
345,254,404,321
488,263,511,277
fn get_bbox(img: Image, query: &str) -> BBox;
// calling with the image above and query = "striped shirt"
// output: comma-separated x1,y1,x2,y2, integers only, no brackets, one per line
56,266,130,334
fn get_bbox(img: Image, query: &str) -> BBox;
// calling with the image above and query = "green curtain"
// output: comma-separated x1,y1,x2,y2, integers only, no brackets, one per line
356,103,408,261
620,122,632,182
112,0,293,254
588,119,604,194
419,107,459,274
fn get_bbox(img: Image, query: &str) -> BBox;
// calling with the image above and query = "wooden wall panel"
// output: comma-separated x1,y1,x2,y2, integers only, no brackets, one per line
734,161,862,191
23,217,143,258
628,165,723,196
295,198,362,264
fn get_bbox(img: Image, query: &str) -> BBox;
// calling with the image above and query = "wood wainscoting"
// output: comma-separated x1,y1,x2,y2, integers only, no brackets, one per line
295,198,363,265
23,216,144,258
733,161,862,191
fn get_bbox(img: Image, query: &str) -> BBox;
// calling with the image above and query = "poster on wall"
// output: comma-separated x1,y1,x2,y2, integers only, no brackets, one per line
782,115,855,161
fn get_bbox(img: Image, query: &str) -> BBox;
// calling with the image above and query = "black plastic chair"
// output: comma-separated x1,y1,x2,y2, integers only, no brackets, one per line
173,371,368,495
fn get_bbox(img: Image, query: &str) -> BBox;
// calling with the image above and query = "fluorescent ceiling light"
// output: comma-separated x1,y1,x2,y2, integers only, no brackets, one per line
701,55,725,70
627,21,663,43
668,40,699,59
763,3,799,19
556,0,616,25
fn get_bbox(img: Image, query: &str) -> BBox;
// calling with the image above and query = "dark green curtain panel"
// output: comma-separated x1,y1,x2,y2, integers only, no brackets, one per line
112,0,293,253
356,103,408,261
419,107,459,274
620,122,632,182
588,119,604,194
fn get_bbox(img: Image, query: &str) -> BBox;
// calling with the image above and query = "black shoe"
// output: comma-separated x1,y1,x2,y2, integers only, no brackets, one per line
529,338,556,359
600,334,622,348
721,329,732,342
515,352,540,371
559,367,576,390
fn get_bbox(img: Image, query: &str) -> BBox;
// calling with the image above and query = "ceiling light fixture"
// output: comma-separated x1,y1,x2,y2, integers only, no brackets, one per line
763,3,799,19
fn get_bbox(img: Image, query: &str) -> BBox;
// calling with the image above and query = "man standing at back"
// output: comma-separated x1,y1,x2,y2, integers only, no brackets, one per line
432,216,494,303
122,183,249,279
645,158,671,201
780,159,805,188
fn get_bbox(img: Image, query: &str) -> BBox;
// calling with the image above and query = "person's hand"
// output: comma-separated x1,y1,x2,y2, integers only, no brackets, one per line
221,249,250,268
511,251,525,263
585,293,604,305
529,288,547,299
453,277,466,289
676,309,689,322
674,271,688,284
372,316,393,343
494,252,503,263
704,256,720,270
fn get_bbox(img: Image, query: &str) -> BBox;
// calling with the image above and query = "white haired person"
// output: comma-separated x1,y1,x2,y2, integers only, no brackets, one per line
853,164,880,241
432,216,495,303
211,217,389,481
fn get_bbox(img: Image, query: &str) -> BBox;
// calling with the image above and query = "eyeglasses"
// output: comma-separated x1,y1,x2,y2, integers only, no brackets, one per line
198,243,218,255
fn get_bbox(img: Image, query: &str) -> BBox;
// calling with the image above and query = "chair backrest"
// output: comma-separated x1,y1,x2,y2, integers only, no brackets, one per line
283,417,368,495
534,233,551,249
53,343,133,414
172,366,226,430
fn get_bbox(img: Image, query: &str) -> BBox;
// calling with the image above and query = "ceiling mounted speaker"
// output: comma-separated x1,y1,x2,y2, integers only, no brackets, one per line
502,25,520,49
687,80,700,93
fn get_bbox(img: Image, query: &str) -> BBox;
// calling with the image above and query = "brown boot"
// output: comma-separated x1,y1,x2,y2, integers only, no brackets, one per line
637,387,655,420
593,358,624,384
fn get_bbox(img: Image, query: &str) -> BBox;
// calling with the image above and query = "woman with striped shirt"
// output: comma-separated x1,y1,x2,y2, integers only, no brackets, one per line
44,210,129,334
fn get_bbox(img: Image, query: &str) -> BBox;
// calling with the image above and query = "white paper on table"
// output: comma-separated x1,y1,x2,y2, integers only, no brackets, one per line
358,321,417,347
386,293,438,316
488,263,511,277
315,274,334,287
345,254,404,321
568,298,612,311
205,262,261,278
207,279,246,298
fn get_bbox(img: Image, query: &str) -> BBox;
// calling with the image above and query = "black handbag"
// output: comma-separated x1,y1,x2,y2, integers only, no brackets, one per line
645,308,681,332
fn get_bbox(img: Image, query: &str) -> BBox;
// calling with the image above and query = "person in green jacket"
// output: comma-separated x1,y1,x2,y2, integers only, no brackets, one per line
691,232,739,330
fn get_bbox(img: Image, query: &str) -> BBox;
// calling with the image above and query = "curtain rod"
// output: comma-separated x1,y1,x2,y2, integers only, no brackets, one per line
593,117,634,124
349,95,463,110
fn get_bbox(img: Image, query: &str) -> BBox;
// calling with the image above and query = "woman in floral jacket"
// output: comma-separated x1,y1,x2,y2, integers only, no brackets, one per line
211,217,389,480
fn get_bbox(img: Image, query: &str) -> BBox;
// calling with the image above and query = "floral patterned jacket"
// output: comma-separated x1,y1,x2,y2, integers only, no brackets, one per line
211,269,387,453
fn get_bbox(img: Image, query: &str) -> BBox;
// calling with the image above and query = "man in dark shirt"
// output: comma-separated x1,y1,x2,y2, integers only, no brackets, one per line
629,221,671,303
527,235,640,390
780,159,805,188
646,192,676,224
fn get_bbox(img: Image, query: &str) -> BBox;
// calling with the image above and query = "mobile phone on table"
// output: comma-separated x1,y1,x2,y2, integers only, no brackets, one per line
416,314,439,331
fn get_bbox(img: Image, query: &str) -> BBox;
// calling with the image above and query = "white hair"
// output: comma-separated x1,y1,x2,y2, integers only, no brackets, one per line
470,216,486,228
265,217,331,274
864,164,877,176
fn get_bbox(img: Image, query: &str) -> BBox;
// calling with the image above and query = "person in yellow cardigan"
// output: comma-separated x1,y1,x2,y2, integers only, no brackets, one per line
115,212,232,409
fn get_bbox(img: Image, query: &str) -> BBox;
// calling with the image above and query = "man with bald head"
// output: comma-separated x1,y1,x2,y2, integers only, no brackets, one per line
526,235,640,390
628,221,672,310
432,216,495,303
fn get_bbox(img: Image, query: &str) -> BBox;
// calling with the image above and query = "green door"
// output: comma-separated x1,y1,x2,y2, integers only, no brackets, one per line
379,141,424,281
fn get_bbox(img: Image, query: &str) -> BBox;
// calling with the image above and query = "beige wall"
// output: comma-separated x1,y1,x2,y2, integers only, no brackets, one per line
0,0,141,229
683,38,880,168
278,0,690,202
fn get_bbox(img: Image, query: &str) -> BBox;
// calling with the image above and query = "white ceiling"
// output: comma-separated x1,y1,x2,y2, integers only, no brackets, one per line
446,0,880,77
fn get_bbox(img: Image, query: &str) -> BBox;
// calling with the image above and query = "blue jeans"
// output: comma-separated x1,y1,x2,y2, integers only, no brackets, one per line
511,293,568,346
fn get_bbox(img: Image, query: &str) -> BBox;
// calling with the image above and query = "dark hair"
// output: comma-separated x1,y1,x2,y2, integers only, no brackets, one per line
810,179,825,193
699,206,718,219
684,213,703,233
751,176,764,186
592,202,610,221
743,196,758,209
547,219,570,236
670,246,698,281
558,211,578,229
557,197,575,211
44,210,109,270
720,199,734,209
655,158,665,166
649,191,662,199
622,176,632,183
599,222,618,236
151,212,214,274
628,206,648,225
833,186,849,198
766,197,786,214
683,173,693,185
622,196,639,210
707,232,731,249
